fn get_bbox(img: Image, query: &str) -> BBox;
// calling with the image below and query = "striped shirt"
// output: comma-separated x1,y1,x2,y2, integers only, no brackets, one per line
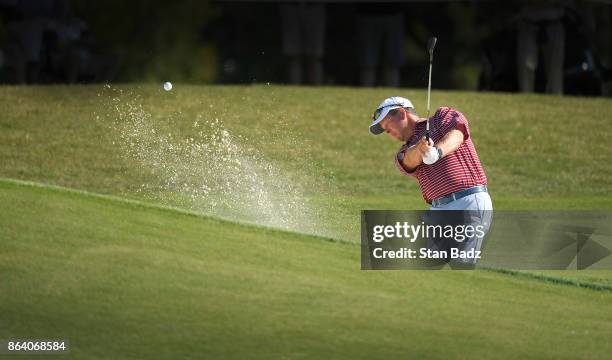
395,107,487,204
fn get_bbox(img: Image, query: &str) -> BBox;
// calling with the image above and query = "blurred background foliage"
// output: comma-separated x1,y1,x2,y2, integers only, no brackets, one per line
73,0,219,83
1,0,610,94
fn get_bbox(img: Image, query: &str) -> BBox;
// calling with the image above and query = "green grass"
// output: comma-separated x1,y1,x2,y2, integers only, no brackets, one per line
1,85,612,358
1,179,611,359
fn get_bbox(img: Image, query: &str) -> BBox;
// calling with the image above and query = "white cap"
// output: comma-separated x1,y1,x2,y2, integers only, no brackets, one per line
369,96,414,135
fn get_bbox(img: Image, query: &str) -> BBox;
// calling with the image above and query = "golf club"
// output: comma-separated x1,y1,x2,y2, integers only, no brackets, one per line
425,36,437,141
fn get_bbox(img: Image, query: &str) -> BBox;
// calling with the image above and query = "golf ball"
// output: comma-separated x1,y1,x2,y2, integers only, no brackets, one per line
163,82,172,91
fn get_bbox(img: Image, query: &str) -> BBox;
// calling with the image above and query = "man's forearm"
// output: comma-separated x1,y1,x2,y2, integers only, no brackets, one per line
399,145,423,172
434,129,464,158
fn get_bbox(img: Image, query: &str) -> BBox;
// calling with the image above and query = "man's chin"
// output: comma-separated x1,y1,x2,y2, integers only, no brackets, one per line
388,133,407,142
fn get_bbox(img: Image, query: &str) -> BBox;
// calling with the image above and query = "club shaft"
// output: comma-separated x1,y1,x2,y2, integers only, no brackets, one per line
426,60,433,132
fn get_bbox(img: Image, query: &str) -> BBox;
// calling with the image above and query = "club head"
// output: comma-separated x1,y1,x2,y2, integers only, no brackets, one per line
427,37,437,57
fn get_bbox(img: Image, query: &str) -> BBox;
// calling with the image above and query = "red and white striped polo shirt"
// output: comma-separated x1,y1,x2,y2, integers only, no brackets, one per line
395,107,487,204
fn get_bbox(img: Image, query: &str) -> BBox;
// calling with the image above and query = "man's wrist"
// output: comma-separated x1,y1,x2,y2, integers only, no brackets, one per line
435,146,443,159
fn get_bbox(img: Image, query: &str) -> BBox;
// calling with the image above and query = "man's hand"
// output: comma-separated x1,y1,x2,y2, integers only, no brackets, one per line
417,137,442,165
416,137,434,155
423,147,441,164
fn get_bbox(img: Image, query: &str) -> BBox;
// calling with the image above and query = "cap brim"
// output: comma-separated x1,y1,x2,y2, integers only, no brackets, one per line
368,106,398,135
369,122,384,135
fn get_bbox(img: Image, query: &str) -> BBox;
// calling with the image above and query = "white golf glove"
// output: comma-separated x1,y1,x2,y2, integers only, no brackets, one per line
422,147,442,165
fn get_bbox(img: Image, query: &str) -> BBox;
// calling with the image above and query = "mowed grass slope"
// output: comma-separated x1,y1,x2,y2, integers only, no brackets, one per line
1,179,611,359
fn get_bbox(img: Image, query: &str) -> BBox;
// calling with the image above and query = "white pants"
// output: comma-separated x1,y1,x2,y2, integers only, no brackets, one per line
428,192,493,267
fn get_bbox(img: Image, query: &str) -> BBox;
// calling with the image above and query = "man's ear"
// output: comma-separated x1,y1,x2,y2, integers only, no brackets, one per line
401,107,410,120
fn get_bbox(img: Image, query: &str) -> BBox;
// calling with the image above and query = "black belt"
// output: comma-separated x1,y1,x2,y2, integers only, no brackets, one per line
431,185,488,207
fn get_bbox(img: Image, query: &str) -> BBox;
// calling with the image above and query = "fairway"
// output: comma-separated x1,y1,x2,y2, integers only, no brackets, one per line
1,85,611,358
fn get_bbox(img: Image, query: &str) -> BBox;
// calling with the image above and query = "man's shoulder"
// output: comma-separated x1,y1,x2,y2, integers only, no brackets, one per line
436,106,463,117
435,106,468,124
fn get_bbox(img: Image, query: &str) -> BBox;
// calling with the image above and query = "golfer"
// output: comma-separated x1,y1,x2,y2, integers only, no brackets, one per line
369,96,492,266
